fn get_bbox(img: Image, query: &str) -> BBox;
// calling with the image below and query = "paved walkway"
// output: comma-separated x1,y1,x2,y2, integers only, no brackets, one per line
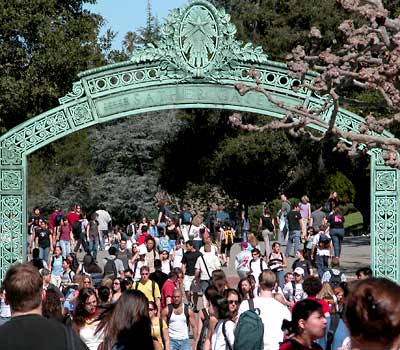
91,236,370,286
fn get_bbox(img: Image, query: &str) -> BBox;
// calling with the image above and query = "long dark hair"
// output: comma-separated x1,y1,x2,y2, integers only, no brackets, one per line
82,254,102,274
210,294,231,320
42,289,63,323
73,288,98,326
238,277,254,299
97,290,153,350
281,299,322,335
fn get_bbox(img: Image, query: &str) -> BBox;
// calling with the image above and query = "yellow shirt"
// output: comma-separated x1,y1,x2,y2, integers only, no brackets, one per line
133,279,161,302
151,317,167,349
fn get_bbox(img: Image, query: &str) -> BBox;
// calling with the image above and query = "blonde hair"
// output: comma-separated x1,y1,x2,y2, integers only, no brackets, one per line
247,233,259,247
301,195,309,202
317,282,335,299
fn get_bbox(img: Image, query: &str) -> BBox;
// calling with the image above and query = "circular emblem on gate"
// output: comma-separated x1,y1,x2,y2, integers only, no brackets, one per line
179,4,219,69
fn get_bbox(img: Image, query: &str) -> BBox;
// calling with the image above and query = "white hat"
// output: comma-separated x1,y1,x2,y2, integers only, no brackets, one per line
138,244,147,255
294,267,305,275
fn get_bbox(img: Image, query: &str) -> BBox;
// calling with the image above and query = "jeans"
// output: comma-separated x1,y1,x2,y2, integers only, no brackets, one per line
59,240,70,258
193,240,202,251
285,230,301,257
262,229,273,256
275,269,285,289
330,228,345,257
242,230,249,242
170,338,191,350
89,235,100,260
316,255,329,278
39,246,50,264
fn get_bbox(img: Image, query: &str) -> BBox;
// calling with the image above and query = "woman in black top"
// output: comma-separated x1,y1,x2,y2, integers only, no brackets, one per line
266,242,287,288
328,207,345,259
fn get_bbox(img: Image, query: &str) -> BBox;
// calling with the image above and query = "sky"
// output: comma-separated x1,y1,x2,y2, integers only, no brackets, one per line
85,0,190,50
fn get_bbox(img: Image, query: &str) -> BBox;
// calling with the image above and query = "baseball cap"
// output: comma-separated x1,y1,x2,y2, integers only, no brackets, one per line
241,242,248,249
294,267,305,275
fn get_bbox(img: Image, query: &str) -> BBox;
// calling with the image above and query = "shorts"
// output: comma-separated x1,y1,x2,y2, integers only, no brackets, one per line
221,243,233,257
183,275,201,293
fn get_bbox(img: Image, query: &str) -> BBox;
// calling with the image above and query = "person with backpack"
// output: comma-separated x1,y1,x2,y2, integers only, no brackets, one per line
209,294,235,350
195,244,221,293
49,246,63,288
129,244,147,282
49,205,64,242
235,242,252,279
179,204,192,242
237,270,291,350
311,224,333,278
266,242,287,289
283,267,307,304
72,217,90,255
321,258,346,289
196,285,218,350
160,288,197,350
248,248,268,290
327,207,345,259
259,208,275,256
102,246,124,280
219,223,235,267
133,266,161,311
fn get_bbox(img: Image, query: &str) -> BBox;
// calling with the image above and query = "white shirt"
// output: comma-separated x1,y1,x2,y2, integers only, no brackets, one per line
235,250,252,272
195,252,221,280
283,281,307,302
200,244,218,256
238,297,291,350
95,209,112,231
168,306,189,340
249,258,269,285
171,247,184,268
212,320,235,350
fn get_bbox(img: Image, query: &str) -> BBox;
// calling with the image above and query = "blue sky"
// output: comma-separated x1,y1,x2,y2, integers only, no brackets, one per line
85,0,189,50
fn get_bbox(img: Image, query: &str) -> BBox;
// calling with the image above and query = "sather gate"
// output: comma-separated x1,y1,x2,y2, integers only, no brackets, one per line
0,0,399,281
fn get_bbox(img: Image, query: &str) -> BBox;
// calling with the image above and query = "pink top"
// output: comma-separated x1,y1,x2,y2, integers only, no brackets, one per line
299,202,311,219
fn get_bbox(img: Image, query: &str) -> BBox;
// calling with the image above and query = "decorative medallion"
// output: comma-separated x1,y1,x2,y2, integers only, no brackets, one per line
179,5,218,69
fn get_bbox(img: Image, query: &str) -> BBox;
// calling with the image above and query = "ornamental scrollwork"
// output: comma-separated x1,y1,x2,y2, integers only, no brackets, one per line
69,102,93,127
1,169,22,191
59,81,85,105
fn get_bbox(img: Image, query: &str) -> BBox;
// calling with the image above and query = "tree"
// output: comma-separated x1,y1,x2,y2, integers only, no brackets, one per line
0,0,109,131
230,0,400,168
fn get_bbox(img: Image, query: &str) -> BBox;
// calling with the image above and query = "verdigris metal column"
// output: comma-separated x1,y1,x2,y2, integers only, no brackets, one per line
371,150,400,282
0,156,26,281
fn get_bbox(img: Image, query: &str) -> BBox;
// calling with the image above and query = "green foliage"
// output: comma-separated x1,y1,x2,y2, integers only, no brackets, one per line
0,0,109,131
211,0,352,60
322,171,356,204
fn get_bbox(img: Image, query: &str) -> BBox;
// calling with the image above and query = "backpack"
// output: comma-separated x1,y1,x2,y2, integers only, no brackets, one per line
72,221,82,239
224,229,234,245
250,258,264,274
234,299,264,350
182,211,191,224
318,233,331,249
103,258,118,279
135,280,156,301
167,304,190,327
54,213,64,227
328,269,343,289
197,308,210,350
261,216,274,232
221,320,233,350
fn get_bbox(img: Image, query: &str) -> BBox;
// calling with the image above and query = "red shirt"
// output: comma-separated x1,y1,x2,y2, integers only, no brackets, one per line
66,212,79,226
291,297,330,315
280,338,322,350
137,233,149,246
161,278,176,309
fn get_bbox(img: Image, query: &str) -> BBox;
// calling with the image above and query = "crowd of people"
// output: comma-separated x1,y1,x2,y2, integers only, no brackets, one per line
1,193,399,350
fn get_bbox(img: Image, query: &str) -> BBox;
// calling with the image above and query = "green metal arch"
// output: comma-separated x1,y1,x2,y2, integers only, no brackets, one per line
0,0,399,281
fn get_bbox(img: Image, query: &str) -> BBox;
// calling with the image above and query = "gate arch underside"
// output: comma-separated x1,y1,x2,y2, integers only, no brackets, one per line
0,0,399,281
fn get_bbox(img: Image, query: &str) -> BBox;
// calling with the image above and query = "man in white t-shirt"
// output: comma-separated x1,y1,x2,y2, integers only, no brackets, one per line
238,270,291,350
96,205,112,250
249,248,268,287
283,267,307,304
195,244,221,293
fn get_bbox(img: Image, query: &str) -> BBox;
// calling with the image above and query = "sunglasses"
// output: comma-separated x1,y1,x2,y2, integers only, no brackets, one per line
228,300,239,305
141,273,149,276
149,308,155,311
113,282,120,285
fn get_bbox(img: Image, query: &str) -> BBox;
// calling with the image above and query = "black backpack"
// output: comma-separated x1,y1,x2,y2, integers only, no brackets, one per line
197,308,210,350
103,258,118,279
167,304,190,327
318,233,331,249
328,269,343,289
